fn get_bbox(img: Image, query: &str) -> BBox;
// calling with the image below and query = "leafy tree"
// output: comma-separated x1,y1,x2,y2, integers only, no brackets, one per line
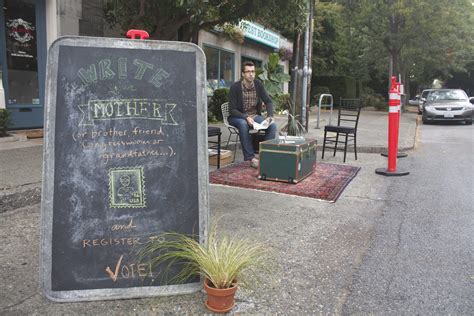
310,0,474,96
104,0,291,42
258,0,308,37
258,0,314,130
346,0,474,91
312,1,357,76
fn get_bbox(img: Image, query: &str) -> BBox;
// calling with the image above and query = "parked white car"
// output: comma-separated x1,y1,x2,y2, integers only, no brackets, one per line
418,89,438,114
408,95,420,106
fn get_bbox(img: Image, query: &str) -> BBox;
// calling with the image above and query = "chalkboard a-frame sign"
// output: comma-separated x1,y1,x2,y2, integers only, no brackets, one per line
40,36,209,302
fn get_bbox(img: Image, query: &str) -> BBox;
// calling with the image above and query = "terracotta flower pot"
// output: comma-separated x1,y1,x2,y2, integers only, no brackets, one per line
203,278,238,313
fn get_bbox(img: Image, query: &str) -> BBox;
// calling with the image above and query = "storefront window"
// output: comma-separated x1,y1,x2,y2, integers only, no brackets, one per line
203,46,234,95
219,50,233,89
3,0,39,105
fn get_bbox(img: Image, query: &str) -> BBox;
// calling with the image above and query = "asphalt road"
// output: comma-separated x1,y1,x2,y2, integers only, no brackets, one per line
343,121,474,314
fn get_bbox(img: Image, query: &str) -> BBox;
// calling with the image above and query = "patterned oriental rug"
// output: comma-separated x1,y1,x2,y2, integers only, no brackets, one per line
210,161,361,203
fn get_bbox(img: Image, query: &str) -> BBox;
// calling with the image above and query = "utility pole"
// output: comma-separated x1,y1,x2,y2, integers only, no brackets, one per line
291,0,314,131
305,0,315,131
300,0,311,129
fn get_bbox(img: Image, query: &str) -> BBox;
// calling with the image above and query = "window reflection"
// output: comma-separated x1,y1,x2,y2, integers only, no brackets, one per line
203,46,234,95
219,51,233,89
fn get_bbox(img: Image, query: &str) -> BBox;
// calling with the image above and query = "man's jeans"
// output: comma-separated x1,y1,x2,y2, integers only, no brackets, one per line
228,115,277,161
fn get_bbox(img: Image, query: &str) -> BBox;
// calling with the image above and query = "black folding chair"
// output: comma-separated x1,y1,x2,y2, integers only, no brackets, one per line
322,99,362,163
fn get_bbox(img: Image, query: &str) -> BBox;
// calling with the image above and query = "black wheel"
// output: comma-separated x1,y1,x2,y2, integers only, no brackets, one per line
288,177,294,184
465,120,472,125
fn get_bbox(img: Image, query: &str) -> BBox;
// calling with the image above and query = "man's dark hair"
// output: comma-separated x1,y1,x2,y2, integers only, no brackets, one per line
241,61,255,72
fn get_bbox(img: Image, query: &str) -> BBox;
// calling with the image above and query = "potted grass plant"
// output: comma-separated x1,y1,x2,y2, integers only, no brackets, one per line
138,227,270,313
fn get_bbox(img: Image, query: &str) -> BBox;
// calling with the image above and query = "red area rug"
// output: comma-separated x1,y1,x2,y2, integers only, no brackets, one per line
210,161,360,203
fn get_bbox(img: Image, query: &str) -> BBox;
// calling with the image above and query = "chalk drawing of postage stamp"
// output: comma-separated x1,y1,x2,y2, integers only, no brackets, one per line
109,167,146,208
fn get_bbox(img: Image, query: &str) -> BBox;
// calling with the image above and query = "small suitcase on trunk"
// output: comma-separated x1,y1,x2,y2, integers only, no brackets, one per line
258,138,317,184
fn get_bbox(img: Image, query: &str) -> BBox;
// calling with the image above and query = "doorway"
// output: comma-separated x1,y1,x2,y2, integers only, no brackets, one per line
0,0,46,129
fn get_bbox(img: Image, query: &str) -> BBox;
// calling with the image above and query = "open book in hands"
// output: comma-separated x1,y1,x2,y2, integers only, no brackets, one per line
252,118,274,131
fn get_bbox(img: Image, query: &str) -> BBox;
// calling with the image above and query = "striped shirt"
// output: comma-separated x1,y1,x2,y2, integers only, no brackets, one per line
241,80,257,116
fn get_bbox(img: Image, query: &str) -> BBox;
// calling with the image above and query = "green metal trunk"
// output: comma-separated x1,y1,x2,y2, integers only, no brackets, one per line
258,138,317,184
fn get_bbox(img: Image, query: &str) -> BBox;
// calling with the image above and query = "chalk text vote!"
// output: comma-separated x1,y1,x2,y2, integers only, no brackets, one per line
105,255,153,282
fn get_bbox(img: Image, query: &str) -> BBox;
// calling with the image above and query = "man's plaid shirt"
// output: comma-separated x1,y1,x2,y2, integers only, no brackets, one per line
241,80,257,117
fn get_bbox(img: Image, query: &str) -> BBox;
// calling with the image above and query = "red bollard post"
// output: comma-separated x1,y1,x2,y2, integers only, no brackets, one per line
376,76,409,176
381,78,408,158
395,81,408,158
394,81,401,157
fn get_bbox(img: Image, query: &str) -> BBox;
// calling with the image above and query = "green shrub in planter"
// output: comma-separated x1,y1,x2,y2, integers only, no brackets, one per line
208,88,229,122
273,93,290,114
0,109,12,137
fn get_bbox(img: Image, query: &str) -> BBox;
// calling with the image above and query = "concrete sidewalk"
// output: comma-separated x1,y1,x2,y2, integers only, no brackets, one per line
0,108,419,314
211,107,418,154
0,108,418,212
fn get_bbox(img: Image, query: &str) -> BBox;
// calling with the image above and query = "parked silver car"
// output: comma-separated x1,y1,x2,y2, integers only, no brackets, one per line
422,89,473,125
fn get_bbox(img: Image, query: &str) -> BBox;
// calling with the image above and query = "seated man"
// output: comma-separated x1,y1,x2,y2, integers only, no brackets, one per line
228,61,277,168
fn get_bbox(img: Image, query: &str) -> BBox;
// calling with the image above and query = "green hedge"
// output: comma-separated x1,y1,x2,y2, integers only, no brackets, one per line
312,86,330,107
356,80,362,98
0,109,12,137
311,75,357,105
361,87,386,111
208,88,229,122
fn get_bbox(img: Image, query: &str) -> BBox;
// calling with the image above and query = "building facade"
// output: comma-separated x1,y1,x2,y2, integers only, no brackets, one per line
0,0,290,129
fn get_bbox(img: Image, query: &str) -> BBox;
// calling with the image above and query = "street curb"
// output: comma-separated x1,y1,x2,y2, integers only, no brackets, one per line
314,144,413,154
0,133,27,144
414,115,422,149
0,183,42,213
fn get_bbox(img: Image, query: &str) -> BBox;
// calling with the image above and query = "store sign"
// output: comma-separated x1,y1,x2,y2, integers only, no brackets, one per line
7,18,35,44
239,20,280,49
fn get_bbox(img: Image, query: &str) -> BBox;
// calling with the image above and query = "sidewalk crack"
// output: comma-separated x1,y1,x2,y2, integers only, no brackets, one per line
384,209,406,297
344,195,406,204
1,292,38,311
0,181,42,192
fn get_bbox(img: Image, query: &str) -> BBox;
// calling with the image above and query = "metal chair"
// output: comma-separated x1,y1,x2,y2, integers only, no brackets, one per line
321,98,362,163
221,102,239,162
